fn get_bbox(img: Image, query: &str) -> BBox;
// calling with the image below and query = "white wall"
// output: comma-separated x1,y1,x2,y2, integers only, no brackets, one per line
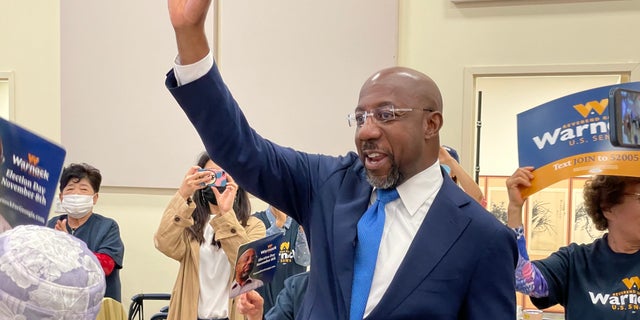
60,0,398,189
0,80,9,119
399,0,640,171
0,1,60,140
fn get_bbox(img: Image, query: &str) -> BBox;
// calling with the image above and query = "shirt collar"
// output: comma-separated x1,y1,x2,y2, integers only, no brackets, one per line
395,160,444,216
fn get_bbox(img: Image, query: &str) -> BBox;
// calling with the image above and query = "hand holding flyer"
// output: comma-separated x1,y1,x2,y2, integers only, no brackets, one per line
229,232,284,298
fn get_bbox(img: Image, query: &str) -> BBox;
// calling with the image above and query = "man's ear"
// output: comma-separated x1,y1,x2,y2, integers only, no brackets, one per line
423,111,443,139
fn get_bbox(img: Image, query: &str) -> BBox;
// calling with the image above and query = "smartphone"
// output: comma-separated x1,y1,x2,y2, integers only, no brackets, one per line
609,87,640,148
198,168,228,188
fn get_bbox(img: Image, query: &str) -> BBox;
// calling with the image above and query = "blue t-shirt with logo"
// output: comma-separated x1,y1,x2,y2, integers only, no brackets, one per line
532,234,640,319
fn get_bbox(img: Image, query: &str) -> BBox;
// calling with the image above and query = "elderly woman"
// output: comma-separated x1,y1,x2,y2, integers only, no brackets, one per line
506,167,640,320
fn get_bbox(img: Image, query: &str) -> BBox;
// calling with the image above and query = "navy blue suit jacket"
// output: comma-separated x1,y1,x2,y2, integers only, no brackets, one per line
266,271,310,320
166,65,518,320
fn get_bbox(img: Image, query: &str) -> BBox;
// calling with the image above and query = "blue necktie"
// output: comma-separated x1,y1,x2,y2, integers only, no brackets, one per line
350,188,399,320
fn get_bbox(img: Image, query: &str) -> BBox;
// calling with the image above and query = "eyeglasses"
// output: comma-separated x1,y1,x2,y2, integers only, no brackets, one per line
624,192,640,201
346,105,435,127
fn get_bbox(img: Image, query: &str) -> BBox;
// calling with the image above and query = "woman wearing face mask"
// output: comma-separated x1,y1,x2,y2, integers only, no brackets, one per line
154,153,266,320
46,162,125,301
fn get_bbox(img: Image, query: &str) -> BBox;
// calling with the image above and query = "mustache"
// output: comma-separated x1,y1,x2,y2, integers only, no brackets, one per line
360,141,379,152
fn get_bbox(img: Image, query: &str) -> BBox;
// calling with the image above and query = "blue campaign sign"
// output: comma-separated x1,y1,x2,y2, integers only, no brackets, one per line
229,232,284,298
517,82,640,196
0,118,66,231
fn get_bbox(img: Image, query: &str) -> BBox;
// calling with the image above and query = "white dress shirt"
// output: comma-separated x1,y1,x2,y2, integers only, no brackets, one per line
173,53,213,85
365,161,443,317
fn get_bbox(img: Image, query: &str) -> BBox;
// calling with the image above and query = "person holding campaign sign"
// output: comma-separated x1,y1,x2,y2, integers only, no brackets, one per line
253,205,310,314
164,0,518,318
47,162,124,302
154,152,265,320
507,167,640,320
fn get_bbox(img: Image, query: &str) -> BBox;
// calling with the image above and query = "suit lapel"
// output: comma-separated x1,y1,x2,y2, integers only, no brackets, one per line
332,168,372,315
367,180,471,318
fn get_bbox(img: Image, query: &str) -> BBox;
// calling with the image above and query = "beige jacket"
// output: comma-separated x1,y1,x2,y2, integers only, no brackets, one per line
154,192,266,320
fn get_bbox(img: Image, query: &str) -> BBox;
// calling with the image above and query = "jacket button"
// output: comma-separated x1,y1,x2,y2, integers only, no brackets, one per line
174,217,180,222
230,228,236,234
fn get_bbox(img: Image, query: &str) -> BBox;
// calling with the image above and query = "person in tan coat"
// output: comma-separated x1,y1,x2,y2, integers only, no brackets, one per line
154,152,266,320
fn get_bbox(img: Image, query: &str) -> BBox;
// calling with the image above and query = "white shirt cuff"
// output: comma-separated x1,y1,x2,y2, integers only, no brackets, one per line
173,52,214,86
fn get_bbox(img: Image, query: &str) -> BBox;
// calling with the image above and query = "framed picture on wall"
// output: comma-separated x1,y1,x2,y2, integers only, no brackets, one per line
570,177,606,244
484,176,509,225
526,179,569,257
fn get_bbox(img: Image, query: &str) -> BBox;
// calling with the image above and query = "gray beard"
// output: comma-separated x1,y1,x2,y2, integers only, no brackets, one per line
366,163,401,189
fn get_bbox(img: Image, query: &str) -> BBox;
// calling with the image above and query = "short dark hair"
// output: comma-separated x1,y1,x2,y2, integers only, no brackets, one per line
59,163,102,193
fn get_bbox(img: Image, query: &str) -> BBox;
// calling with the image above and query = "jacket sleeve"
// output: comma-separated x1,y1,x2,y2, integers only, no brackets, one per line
212,213,266,266
463,225,518,319
93,218,125,268
153,192,196,261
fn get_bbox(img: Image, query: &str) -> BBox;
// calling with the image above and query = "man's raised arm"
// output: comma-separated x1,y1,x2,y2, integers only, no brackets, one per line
168,0,211,64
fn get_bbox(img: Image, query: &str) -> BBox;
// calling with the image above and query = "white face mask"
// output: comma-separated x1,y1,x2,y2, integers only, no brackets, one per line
61,194,94,219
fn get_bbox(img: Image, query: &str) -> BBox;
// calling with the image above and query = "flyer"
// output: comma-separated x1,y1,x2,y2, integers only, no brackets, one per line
229,232,284,298
0,118,66,232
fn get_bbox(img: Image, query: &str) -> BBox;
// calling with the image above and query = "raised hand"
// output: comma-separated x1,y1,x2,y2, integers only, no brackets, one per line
54,218,69,233
506,167,534,208
168,0,211,30
167,0,211,65
178,166,210,201
505,166,534,228
210,174,239,215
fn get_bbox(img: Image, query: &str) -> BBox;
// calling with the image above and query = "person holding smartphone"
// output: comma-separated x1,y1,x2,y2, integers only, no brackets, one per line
154,152,266,320
252,205,309,314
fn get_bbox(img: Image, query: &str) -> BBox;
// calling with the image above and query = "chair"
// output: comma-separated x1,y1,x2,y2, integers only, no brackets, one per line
127,293,171,320
149,303,169,320
150,311,169,320
96,298,127,320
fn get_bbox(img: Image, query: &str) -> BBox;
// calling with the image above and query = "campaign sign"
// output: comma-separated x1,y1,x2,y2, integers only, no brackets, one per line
0,118,66,230
229,232,284,298
517,82,640,197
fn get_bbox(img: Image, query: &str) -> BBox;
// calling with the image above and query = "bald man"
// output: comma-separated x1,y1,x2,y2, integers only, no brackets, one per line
229,248,264,298
164,1,517,318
